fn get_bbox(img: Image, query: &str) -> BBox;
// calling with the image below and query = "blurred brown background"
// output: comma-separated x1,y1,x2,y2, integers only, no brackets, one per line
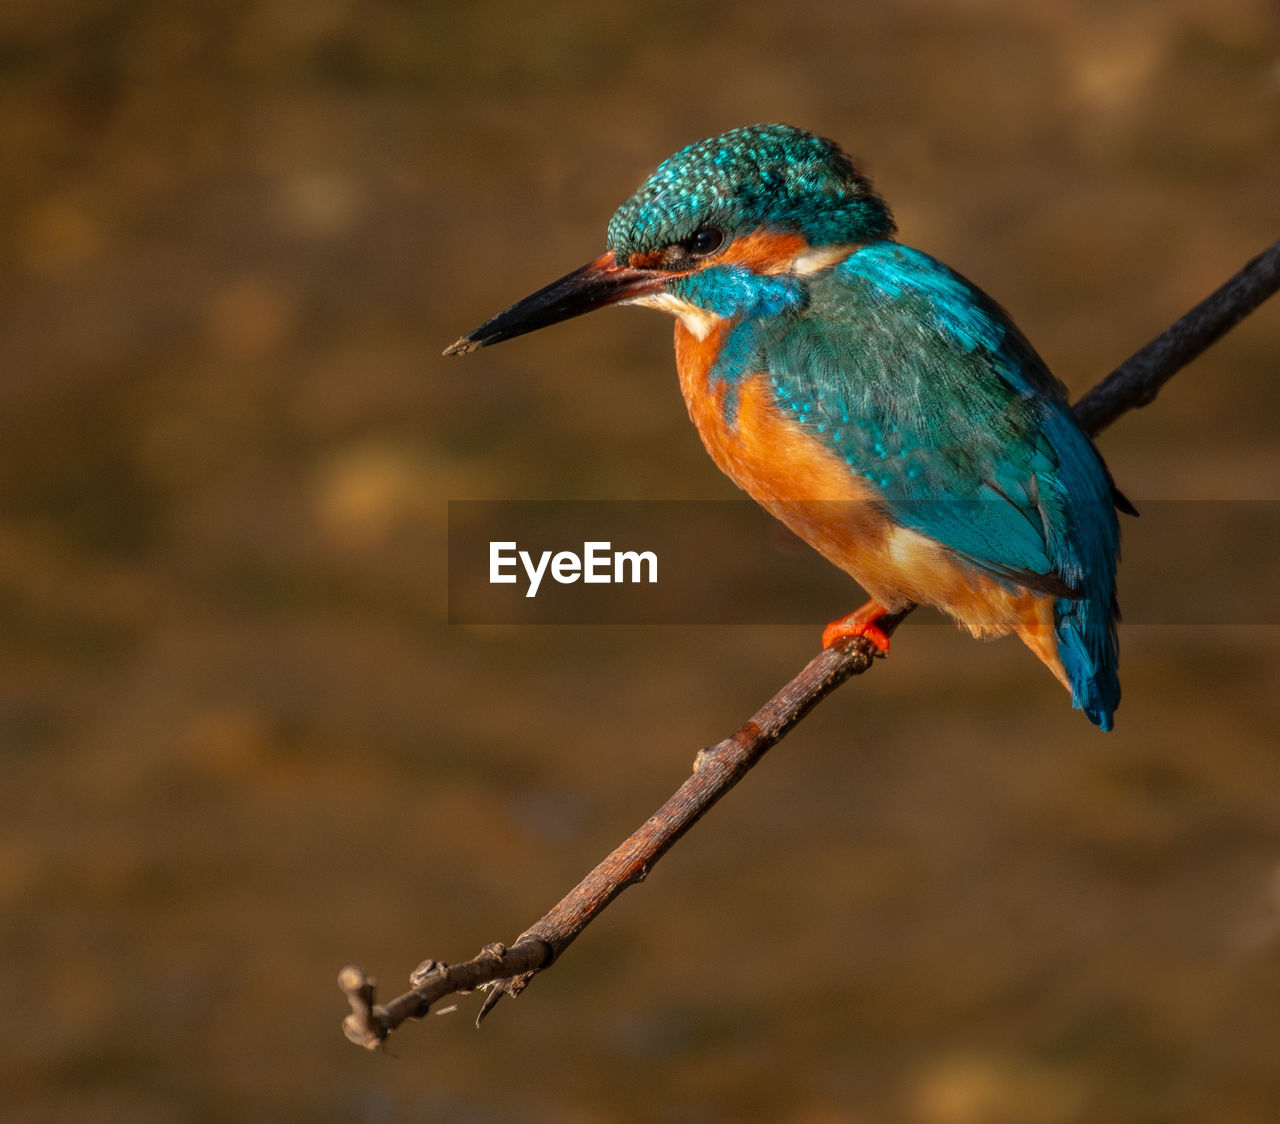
3,2,1279,1121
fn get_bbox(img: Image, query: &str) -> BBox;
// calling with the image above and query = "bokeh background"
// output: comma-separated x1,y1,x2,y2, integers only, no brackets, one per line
3,2,1280,1120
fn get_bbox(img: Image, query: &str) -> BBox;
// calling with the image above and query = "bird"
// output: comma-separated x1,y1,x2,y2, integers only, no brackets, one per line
445,124,1129,729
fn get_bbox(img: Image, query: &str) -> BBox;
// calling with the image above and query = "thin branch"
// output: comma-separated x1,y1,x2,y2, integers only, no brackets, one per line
341,238,1280,1050
1073,239,1280,435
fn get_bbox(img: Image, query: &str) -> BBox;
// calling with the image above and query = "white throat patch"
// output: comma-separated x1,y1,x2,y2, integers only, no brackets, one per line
621,242,857,338
623,291,722,340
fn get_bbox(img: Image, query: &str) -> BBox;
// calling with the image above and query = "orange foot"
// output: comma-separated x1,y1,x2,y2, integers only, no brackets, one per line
822,601,891,653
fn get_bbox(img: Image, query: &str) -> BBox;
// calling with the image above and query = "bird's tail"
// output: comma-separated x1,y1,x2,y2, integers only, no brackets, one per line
1053,594,1121,731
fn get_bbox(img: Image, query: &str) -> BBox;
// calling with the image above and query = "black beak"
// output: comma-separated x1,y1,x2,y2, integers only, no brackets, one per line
443,253,670,355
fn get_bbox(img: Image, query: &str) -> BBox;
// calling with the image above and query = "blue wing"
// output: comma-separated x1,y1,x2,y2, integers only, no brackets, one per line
750,243,1119,599
731,242,1123,727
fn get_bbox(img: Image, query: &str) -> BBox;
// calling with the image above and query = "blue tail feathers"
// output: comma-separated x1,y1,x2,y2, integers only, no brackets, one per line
1054,595,1121,731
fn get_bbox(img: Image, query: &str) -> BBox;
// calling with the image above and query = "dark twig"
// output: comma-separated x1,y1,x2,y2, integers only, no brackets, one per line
1072,240,1280,434
341,239,1279,1050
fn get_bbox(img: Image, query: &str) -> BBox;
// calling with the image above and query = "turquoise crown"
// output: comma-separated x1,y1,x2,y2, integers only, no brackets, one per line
606,124,896,259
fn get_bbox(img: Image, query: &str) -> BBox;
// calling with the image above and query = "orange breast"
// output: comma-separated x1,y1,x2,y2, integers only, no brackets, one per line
672,318,1068,685
674,318,897,591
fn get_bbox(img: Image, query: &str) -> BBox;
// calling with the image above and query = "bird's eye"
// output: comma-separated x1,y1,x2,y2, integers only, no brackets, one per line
684,227,726,258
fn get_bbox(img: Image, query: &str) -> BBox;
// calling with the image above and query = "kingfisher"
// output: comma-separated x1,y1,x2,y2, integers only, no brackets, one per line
445,124,1128,729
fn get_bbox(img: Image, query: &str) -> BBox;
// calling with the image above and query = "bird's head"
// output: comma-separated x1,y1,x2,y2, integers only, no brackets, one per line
444,124,895,354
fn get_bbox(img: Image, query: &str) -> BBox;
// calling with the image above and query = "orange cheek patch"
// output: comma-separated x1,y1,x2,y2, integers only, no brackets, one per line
627,249,667,268
716,229,809,274
630,229,807,273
